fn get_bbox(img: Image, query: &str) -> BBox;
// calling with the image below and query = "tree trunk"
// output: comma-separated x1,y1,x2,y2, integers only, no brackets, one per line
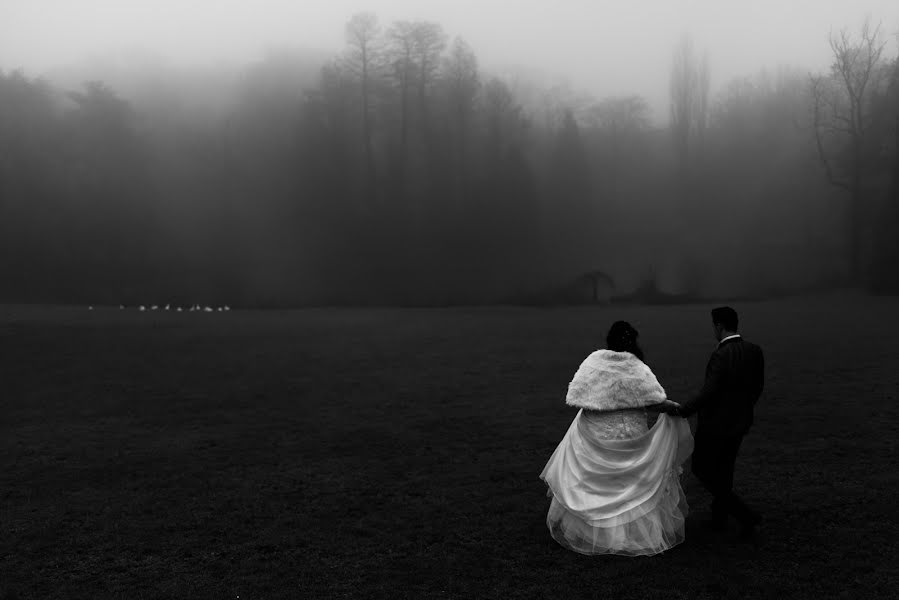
850,133,864,284
894,116,899,202
454,107,467,205
418,71,430,146
870,116,899,293
399,84,408,186
361,51,376,207
849,185,863,284
396,63,409,210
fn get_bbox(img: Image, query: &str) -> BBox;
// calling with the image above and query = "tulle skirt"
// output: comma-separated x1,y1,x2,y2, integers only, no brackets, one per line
540,411,693,556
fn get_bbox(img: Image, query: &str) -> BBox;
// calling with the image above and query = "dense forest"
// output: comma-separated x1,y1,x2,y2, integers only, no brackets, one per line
1,15,897,306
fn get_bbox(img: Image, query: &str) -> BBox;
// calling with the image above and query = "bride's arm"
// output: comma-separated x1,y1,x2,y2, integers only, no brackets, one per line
646,398,681,413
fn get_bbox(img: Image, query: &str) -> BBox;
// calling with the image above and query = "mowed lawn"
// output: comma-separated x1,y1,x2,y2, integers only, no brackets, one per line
1,294,898,599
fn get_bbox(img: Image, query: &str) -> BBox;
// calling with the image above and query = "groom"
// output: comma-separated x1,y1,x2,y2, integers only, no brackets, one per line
666,306,764,539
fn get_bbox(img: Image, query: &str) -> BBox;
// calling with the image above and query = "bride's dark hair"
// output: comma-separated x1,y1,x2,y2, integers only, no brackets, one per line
606,321,645,361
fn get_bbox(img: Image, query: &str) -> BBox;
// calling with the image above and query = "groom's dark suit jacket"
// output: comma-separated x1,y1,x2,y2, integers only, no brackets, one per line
679,336,765,437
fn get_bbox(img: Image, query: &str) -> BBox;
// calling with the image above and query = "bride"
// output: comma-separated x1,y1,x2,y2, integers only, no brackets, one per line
540,321,693,556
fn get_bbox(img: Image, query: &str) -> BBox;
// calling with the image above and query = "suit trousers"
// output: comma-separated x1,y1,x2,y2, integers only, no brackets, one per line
691,430,760,527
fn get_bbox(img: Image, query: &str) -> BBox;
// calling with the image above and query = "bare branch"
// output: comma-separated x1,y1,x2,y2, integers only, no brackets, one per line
811,75,852,191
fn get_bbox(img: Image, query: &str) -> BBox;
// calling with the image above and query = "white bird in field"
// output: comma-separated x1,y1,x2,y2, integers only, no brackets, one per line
165,304,170,311
177,307,183,312
88,306,94,311
151,305,158,311
204,306,213,312
217,307,223,312
224,305,231,311
139,305,146,311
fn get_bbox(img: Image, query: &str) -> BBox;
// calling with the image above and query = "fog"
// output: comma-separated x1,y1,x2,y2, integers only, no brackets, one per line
1,1,898,305
4,1,899,121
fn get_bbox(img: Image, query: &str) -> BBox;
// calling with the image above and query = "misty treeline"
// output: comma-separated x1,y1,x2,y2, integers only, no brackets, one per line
1,16,897,306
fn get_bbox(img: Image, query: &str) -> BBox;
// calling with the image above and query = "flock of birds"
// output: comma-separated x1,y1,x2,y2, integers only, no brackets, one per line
87,304,231,312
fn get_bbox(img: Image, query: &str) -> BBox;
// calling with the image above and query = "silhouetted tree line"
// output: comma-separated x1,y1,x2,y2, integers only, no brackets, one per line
0,16,897,305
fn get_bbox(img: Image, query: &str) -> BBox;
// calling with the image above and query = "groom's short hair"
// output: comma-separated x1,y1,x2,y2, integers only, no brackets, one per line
711,306,739,331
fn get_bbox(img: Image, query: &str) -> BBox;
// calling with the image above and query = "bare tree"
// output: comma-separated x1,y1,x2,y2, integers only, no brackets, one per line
483,77,527,162
386,21,415,162
810,19,888,283
344,12,382,206
384,20,417,203
697,51,711,149
587,95,651,197
409,21,448,141
669,35,710,172
538,83,594,134
442,37,480,198
579,270,615,304
588,96,651,137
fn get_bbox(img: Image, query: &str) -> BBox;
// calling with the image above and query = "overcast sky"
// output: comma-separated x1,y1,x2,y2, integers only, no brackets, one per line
2,0,898,121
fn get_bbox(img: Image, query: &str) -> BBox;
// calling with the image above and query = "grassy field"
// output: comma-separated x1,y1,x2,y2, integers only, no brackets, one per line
1,294,898,599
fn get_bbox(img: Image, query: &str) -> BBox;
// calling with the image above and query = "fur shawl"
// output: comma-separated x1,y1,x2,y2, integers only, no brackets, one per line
565,350,667,411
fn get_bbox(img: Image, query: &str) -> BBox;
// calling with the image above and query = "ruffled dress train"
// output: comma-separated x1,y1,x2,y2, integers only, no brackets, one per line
540,409,693,556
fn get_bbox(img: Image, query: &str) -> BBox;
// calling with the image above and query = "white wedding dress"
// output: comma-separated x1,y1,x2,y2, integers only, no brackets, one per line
539,350,694,556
